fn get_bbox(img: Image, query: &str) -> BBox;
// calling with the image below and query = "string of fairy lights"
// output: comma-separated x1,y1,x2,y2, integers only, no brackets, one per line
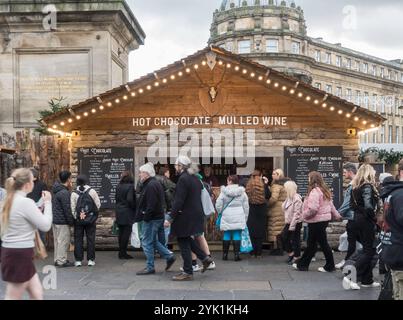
47,55,380,136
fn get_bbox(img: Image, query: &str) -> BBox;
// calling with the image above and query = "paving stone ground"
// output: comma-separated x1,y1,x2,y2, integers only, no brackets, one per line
0,251,381,300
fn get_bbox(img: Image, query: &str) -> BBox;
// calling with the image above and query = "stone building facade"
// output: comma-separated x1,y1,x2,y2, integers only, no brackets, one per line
209,0,403,150
0,0,145,135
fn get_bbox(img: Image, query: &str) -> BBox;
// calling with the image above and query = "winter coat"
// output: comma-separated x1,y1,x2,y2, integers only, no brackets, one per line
350,183,378,223
282,194,303,231
115,183,136,226
267,179,288,241
380,181,403,270
51,182,74,226
170,170,205,238
216,184,249,231
302,187,342,224
135,177,165,223
70,186,101,220
155,175,176,212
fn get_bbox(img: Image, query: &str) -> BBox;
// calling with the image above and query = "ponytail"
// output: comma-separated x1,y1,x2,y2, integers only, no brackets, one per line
1,168,33,236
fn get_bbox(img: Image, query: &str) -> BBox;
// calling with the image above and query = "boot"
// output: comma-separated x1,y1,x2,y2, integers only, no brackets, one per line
233,241,242,262
222,241,230,261
270,236,284,256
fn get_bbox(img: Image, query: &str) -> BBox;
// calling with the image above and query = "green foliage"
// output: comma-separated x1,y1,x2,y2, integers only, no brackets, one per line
359,147,403,165
36,97,70,135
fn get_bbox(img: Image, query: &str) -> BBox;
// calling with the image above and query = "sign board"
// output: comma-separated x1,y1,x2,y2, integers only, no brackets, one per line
284,146,343,208
77,148,134,209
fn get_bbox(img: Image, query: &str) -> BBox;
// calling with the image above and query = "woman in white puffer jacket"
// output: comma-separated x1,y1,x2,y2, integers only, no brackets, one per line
216,175,249,261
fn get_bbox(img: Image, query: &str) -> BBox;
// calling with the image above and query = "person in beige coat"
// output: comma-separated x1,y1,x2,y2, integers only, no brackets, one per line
267,169,288,255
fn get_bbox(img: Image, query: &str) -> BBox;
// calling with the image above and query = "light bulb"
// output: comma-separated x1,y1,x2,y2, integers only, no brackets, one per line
68,118,73,123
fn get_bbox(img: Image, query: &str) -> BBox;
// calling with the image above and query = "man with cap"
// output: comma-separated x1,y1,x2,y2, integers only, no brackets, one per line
168,155,214,281
135,162,176,275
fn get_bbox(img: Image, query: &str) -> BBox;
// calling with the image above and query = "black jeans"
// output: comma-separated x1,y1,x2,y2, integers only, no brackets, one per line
74,222,96,262
355,216,376,285
297,221,335,271
282,223,302,257
250,237,264,256
345,219,360,261
118,224,132,256
177,237,207,275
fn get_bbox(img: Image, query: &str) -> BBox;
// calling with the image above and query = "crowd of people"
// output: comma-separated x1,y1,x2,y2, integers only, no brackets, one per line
0,158,402,300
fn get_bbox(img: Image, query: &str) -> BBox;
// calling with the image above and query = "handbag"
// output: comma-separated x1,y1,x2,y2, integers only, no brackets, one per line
215,197,235,230
34,231,48,260
200,181,215,217
240,227,253,253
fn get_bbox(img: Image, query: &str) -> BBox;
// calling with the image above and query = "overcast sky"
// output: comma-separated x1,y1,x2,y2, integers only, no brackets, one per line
126,0,403,80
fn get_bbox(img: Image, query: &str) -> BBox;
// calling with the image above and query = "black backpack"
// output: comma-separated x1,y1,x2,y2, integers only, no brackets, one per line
75,188,98,226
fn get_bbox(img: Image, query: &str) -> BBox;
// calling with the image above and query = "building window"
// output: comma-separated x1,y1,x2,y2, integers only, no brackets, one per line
325,84,332,94
325,52,331,64
355,60,360,71
346,89,352,102
266,39,279,53
381,126,385,143
380,96,385,113
291,41,300,54
380,68,385,78
395,72,399,82
389,125,393,143
315,50,321,62
336,87,342,97
372,65,377,76
387,70,392,80
372,94,378,112
363,63,368,74
372,132,378,144
238,40,251,54
346,58,351,69
336,56,342,67
315,82,321,90
356,91,361,105
364,92,369,108
396,127,400,144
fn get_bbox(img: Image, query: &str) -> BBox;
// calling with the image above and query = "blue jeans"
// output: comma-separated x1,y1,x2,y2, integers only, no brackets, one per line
223,230,242,241
142,219,173,271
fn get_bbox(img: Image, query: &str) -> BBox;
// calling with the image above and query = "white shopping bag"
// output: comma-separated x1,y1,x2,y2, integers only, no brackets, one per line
338,231,363,252
130,223,141,248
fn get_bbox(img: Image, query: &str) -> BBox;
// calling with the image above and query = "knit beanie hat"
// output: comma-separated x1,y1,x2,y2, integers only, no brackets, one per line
175,155,192,168
139,162,156,177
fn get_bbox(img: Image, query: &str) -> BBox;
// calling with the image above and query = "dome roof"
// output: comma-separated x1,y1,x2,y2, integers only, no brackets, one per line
220,0,297,11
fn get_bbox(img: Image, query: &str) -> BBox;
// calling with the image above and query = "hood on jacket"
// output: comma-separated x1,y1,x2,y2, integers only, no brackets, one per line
381,181,403,199
76,185,91,193
52,182,68,194
221,184,245,198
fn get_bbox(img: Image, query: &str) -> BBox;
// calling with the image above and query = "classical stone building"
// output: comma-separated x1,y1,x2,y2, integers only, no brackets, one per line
0,0,145,135
209,0,403,151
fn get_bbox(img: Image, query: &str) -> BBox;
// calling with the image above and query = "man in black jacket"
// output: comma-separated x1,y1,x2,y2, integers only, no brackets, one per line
52,171,75,267
136,163,176,275
169,156,214,281
380,178,403,300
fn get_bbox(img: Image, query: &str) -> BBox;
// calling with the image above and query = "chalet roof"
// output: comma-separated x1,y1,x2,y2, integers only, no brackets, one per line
43,46,385,133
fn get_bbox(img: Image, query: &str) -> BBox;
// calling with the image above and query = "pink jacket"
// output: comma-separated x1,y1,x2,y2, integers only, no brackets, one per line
302,187,342,224
282,194,303,231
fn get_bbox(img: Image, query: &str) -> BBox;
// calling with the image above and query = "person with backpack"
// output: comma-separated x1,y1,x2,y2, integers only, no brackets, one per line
71,175,101,267
1,168,52,300
115,171,136,260
52,171,75,267
344,164,380,290
135,163,176,275
216,175,249,261
293,171,342,272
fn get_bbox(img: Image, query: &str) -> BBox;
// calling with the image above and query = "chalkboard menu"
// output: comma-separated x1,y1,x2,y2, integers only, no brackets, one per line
284,146,343,208
77,148,134,209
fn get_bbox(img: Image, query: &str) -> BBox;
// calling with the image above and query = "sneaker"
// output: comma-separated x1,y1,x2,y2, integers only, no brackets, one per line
165,256,176,271
87,260,96,267
318,267,335,273
201,257,214,273
172,272,193,281
343,277,360,290
335,260,346,269
180,264,201,273
292,263,298,270
207,261,216,270
361,282,381,288
55,261,75,268
74,261,82,267
136,268,156,275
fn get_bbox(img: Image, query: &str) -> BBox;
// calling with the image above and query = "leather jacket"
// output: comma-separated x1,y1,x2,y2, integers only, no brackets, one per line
350,183,378,222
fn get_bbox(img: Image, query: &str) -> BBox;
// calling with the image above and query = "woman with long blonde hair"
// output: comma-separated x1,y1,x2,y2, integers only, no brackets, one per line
0,168,53,300
246,170,271,258
344,164,380,290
